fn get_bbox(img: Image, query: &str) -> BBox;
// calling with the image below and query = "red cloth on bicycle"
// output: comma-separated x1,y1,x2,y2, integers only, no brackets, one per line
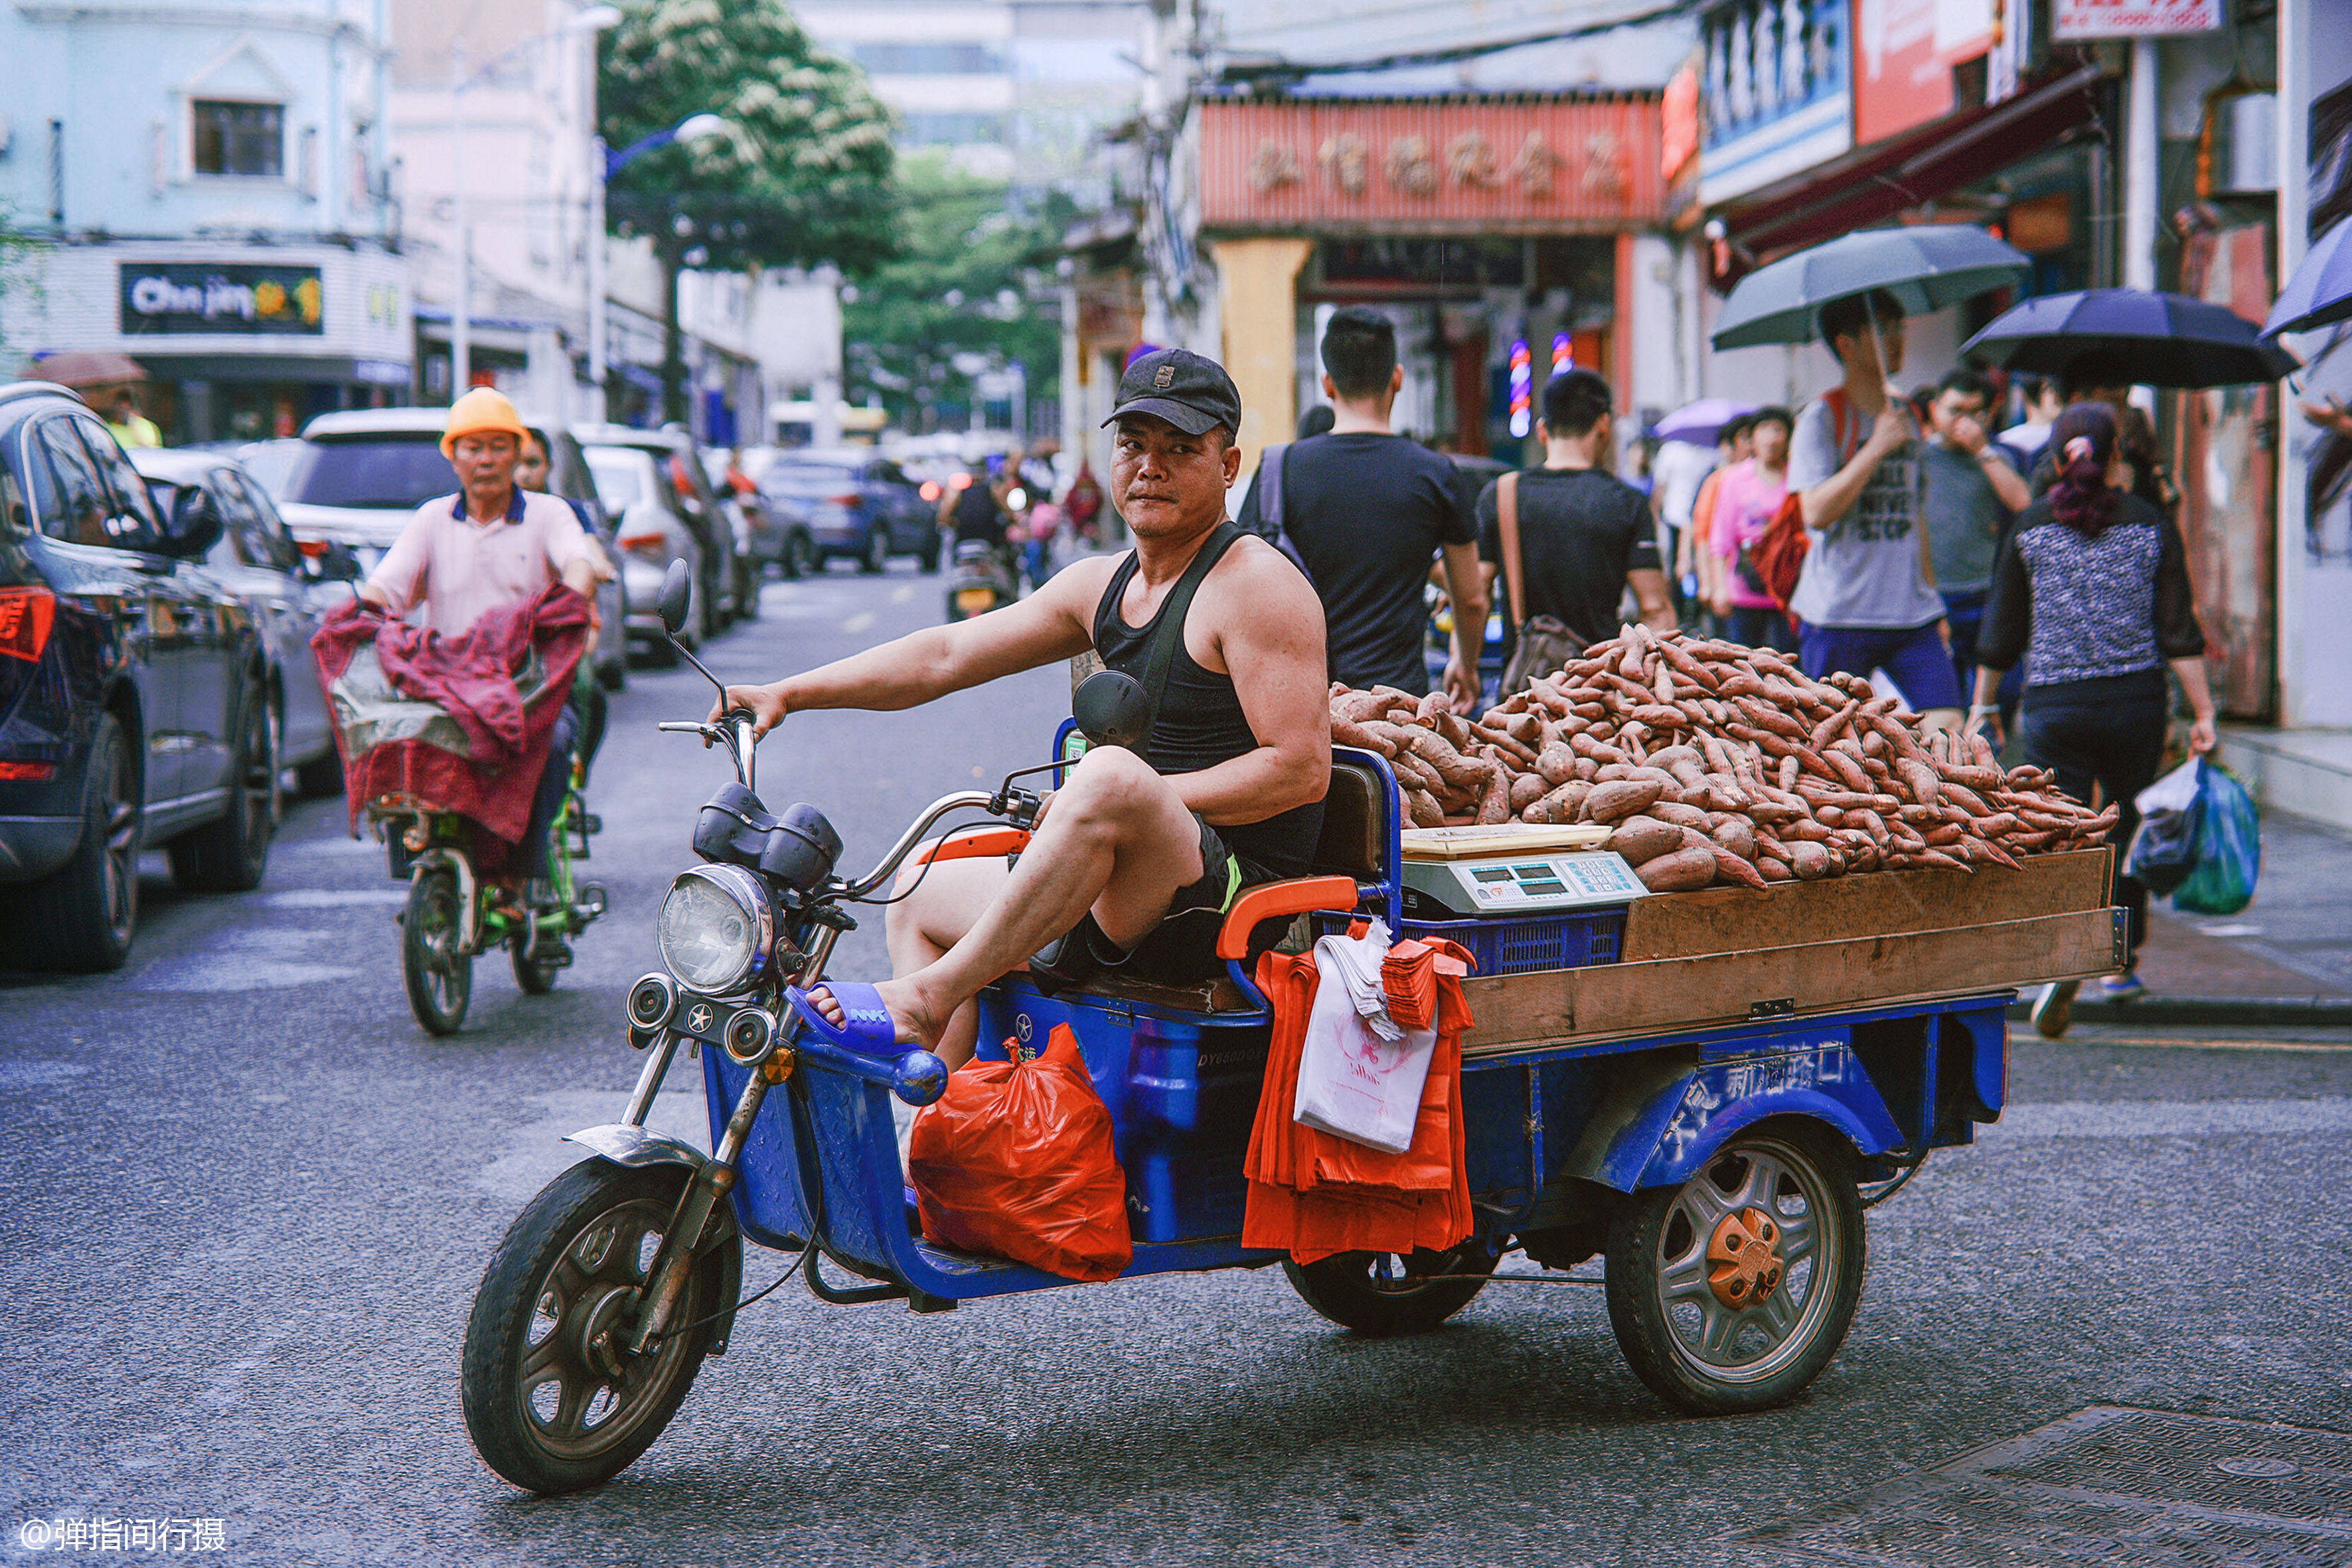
908,1022,1134,1283
1242,947,1474,1264
311,583,587,849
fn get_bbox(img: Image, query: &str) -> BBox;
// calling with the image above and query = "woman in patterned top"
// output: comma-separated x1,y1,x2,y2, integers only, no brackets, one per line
1969,402,2217,1022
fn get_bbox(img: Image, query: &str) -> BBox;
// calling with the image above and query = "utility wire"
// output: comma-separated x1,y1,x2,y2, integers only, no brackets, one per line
1217,0,1702,85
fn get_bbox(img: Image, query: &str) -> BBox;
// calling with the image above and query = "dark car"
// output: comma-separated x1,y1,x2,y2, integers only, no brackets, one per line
760,449,939,574
571,424,747,637
128,447,354,799
0,382,278,971
274,409,629,692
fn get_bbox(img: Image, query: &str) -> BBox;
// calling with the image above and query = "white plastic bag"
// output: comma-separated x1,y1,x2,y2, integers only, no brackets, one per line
1293,927,1436,1154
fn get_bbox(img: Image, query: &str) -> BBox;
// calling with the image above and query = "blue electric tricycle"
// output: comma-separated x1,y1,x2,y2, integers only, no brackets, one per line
459,564,2015,1495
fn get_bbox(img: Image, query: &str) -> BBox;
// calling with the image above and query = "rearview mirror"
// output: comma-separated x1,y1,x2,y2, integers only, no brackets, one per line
165,488,224,558
657,558,693,635
1073,669,1150,750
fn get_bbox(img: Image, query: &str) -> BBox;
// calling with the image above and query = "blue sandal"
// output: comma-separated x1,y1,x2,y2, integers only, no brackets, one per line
783,981,900,1058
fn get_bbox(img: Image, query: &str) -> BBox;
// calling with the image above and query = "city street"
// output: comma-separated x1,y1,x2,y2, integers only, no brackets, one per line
2,564,2347,1566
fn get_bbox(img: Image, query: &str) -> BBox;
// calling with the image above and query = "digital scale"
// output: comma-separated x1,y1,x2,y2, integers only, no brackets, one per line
1397,824,1650,917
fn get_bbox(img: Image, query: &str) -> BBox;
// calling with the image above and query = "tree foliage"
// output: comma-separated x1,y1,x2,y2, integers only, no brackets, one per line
599,0,898,275
842,153,1073,432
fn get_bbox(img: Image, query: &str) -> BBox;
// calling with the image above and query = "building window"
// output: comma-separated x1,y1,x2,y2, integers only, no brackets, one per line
845,42,1003,75
193,100,283,177
896,112,1011,147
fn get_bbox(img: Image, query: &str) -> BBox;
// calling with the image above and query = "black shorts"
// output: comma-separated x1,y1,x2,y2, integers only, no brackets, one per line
1067,814,1273,986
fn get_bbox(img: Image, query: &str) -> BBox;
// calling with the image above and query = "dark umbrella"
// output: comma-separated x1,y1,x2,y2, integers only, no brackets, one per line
1962,289,2298,388
1711,225,2031,350
2262,216,2352,339
27,351,149,389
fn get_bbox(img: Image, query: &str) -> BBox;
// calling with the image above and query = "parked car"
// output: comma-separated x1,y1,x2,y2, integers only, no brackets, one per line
572,425,745,636
272,408,629,692
580,442,706,665
760,448,940,574
0,381,277,971
127,447,352,799
702,445,797,578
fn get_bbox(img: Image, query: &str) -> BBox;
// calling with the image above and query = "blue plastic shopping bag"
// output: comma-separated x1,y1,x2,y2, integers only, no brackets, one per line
2171,761,2260,916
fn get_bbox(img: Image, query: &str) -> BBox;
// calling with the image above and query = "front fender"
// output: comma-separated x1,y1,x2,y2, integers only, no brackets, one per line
1562,1043,1903,1193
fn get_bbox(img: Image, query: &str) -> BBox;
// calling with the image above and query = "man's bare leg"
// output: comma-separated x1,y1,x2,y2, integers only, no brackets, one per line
811,746,1206,1046
882,856,1008,1068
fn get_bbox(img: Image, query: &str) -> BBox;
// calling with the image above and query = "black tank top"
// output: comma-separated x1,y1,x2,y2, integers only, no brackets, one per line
1091,522,1324,878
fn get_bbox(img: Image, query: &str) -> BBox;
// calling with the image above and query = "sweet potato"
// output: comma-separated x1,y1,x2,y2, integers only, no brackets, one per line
1711,816,1757,861
1330,717,1397,756
1605,815,1684,866
1637,845,1719,892
1404,789,1445,828
1787,840,1832,880
1651,800,1709,829
1508,772,1551,813
1475,765,1514,825
1708,843,1769,889
1585,779,1666,824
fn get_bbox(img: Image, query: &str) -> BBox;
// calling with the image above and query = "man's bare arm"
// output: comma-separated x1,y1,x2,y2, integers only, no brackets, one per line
718,557,1109,733
1438,540,1487,713
1167,541,1330,827
1628,568,1676,633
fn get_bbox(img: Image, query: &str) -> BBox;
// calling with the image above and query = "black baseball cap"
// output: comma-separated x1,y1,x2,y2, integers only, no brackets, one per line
1103,347,1242,437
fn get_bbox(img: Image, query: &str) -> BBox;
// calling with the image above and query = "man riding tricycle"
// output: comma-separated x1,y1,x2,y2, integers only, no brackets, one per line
313,390,609,1034
459,353,2034,1494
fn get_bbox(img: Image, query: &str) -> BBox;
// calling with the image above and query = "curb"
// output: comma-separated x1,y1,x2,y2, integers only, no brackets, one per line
2003,994,2352,1028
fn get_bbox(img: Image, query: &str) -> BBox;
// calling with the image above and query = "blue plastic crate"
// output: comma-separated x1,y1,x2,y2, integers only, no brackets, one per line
1314,907,1626,977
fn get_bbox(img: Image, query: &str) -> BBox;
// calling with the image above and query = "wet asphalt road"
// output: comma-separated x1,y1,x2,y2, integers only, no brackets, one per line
3,562,2349,1567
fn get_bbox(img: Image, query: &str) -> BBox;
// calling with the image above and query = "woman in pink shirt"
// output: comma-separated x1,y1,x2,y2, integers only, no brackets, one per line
1707,404,1794,652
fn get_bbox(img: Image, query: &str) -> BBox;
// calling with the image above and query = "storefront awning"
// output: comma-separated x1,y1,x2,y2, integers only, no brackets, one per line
1716,62,2110,267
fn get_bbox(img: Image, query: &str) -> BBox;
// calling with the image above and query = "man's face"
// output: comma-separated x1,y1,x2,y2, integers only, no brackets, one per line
452,432,520,494
1840,317,1905,378
514,439,550,492
1753,418,1790,467
1930,390,1987,440
1111,415,1239,538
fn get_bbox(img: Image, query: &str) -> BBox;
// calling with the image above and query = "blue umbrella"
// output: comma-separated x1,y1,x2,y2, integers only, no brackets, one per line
1652,398,1756,447
2262,216,2352,339
1962,289,2298,388
1711,225,2031,350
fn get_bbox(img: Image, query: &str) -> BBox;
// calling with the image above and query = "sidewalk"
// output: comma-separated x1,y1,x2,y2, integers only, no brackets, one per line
2021,807,2352,1028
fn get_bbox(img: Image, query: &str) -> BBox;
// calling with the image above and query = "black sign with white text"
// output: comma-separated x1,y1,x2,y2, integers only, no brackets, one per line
118,262,324,335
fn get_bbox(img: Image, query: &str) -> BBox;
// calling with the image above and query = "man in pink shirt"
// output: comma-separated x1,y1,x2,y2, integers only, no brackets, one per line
1707,404,1794,651
358,389,607,922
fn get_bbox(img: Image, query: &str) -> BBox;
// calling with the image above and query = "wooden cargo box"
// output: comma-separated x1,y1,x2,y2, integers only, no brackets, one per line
1460,850,2120,1055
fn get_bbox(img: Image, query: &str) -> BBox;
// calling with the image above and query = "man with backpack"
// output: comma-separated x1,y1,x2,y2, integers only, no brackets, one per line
1777,290,1964,719
1472,368,1674,693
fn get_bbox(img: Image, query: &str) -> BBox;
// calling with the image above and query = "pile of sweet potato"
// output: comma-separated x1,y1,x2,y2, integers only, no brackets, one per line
1328,624,2117,893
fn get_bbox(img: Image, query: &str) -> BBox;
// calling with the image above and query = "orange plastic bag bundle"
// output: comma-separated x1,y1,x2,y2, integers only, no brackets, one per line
907,1022,1134,1282
1381,936,1474,1031
1243,945,1475,1264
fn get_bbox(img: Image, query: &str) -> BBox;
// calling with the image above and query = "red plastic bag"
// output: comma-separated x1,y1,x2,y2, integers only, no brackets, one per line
907,1022,1134,1283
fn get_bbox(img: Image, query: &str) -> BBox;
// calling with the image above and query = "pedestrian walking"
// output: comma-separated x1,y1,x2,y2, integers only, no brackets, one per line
2027,351,2175,514
1650,429,1715,617
1236,306,1486,709
1969,402,2217,1029
106,386,162,449
1784,289,1965,720
1474,368,1674,692
1998,373,2063,469
1682,415,1753,633
1921,369,2031,696
1706,405,1795,651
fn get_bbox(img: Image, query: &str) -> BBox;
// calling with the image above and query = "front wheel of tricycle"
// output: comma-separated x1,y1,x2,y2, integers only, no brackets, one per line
1281,1241,1495,1336
401,866,471,1035
462,1160,724,1495
1604,1126,1864,1415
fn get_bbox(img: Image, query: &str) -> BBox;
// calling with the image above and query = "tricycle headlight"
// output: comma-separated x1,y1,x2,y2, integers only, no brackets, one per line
657,864,773,995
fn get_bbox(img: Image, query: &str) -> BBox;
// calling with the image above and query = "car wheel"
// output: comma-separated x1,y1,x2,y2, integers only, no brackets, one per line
861,528,888,575
4,712,139,973
781,533,812,580
733,556,759,621
168,685,277,894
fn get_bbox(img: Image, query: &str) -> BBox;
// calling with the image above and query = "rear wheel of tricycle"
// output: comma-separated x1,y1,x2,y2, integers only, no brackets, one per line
1604,1127,1864,1415
401,866,471,1034
1282,1241,1495,1336
462,1160,722,1494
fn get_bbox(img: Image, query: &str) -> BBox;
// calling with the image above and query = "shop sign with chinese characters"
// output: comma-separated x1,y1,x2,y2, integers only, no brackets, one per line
2052,0,2222,38
1197,97,1664,232
118,262,324,336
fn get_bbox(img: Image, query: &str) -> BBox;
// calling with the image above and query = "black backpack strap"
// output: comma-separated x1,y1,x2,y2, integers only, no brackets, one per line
1138,521,1241,735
